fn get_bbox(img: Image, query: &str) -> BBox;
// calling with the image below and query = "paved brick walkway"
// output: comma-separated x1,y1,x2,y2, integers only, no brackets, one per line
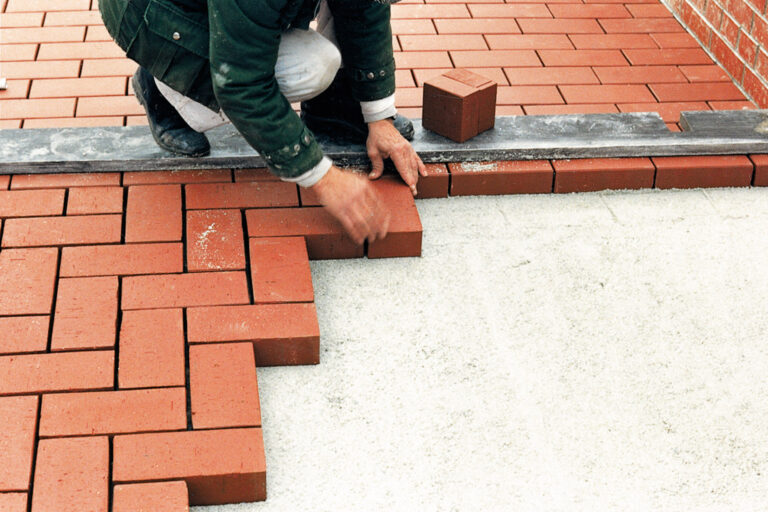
1,0,767,510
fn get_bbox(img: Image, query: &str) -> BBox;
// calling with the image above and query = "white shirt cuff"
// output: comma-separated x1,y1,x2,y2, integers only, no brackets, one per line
360,94,397,123
281,156,333,188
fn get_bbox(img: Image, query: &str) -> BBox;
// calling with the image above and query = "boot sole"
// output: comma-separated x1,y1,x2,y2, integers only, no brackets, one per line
131,73,211,158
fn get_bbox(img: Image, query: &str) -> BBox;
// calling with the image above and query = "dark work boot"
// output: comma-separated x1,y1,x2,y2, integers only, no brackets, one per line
131,67,210,157
301,71,414,144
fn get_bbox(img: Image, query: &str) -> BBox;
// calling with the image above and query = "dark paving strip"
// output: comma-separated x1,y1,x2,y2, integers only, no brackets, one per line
2,111,768,174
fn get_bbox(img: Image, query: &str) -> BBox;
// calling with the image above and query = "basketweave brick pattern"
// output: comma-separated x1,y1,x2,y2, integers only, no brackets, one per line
0,169,421,509
0,0,760,131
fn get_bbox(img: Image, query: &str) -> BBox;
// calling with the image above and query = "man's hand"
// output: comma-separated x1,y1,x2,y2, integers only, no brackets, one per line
367,118,427,196
311,165,391,245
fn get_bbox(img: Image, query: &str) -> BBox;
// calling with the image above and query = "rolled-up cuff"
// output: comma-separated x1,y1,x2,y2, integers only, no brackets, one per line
360,94,397,123
281,156,333,188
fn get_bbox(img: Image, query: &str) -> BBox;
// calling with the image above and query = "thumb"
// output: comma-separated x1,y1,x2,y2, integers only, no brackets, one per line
369,152,385,180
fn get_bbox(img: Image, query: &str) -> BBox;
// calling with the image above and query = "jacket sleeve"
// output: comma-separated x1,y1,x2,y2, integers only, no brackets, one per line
327,0,396,102
206,0,324,179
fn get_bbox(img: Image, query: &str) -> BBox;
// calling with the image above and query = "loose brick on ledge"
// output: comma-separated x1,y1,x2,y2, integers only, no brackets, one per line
39,387,187,437
0,316,49,355
51,276,118,351
31,436,109,512
0,395,38,492
249,237,314,304
122,272,250,310
60,243,183,277
0,248,58,316
750,154,768,186
0,350,113,396
187,209,246,272
415,164,450,199
247,207,363,260
1,214,122,248
653,155,754,189
125,184,182,243
113,481,189,512
113,428,266,506
10,172,120,190
553,158,655,193
0,493,27,511
367,178,422,259
449,160,553,196
119,309,185,389
185,181,298,209
187,304,320,366
0,189,64,218
190,343,261,429
66,186,123,215
123,169,232,185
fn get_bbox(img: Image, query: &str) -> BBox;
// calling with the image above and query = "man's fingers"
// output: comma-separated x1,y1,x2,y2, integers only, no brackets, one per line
369,151,385,180
417,155,428,177
391,150,418,195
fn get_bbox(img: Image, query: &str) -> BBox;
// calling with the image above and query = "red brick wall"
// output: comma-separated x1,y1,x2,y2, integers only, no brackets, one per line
665,0,768,106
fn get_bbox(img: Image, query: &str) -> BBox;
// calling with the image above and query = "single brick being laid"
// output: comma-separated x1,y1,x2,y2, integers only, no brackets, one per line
0,395,38,492
249,237,314,303
0,351,113,396
187,303,320,366
0,316,49,355
31,436,109,512
189,342,261,429
112,481,189,512
39,387,187,437
112,428,266,505
50,276,119,351
186,209,246,272
118,308,186,389
367,178,423,259
0,248,58,316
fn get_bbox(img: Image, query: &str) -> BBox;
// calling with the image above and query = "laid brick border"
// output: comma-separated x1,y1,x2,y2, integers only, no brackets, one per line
0,157,765,510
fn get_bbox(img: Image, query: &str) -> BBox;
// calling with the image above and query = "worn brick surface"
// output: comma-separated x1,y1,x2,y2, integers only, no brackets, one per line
553,157,656,192
31,436,109,512
113,481,189,512
0,316,49,355
0,493,27,511
122,272,250,310
113,428,266,505
0,395,38,492
1,214,122,248
190,343,261,429
51,276,118,351
249,237,314,304
119,308,186,389
449,160,554,196
186,209,246,272
187,304,320,366
0,351,113,396
60,243,183,277
123,169,232,186
39,387,187,437
0,248,58,316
